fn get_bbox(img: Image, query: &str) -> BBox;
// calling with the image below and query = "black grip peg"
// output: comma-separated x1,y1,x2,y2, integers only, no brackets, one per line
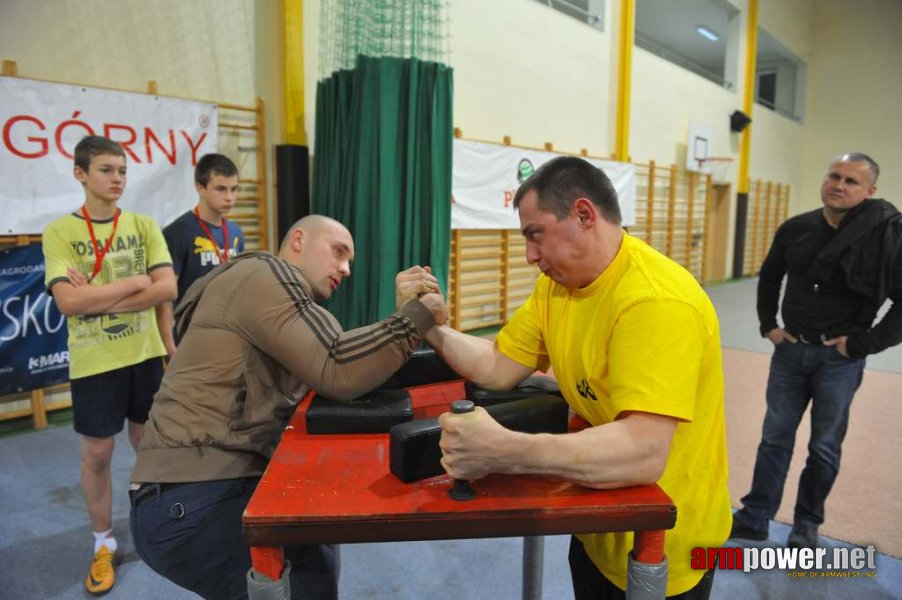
448,400,477,501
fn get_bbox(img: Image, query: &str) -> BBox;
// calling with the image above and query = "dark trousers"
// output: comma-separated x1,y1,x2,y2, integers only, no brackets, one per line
130,478,337,600
737,342,865,530
568,537,714,600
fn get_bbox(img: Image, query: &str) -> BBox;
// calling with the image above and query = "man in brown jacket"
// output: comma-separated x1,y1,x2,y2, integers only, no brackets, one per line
129,215,446,600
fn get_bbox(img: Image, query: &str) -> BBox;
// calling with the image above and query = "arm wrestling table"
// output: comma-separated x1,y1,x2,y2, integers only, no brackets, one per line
243,380,676,599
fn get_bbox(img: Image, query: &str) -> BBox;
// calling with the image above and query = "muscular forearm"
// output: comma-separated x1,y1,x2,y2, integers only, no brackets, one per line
426,326,525,390
509,419,673,488
442,410,675,487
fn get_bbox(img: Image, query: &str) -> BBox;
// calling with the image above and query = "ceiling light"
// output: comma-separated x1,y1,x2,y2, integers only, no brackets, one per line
695,26,720,41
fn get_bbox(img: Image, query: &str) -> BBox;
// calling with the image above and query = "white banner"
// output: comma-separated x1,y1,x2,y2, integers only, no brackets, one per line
452,139,636,229
0,77,218,235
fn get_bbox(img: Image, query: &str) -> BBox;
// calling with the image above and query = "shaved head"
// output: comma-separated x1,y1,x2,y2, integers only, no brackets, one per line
280,215,348,251
279,214,355,301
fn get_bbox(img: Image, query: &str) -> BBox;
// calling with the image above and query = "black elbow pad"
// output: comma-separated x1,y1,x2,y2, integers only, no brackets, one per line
306,389,413,434
388,395,570,483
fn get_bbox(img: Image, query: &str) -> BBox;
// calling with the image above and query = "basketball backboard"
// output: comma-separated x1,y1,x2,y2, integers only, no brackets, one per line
687,122,715,172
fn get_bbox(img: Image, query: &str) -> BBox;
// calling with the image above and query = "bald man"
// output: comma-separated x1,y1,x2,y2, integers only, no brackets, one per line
130,215,447,599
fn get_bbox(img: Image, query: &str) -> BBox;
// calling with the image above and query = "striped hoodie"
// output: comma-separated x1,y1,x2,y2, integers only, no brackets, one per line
132,251,435,483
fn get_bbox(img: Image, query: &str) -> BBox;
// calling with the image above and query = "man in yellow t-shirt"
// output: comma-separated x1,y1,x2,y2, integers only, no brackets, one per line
42,135,176,595
427,156,730,598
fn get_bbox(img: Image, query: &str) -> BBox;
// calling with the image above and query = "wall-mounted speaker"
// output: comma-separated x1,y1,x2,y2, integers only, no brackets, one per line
730,110,752,133
275,144,310,244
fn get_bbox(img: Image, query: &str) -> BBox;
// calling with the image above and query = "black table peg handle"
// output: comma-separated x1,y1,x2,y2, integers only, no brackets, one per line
448,400,477,501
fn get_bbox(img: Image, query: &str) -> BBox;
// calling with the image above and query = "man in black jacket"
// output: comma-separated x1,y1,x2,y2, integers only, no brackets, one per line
731,153,902,549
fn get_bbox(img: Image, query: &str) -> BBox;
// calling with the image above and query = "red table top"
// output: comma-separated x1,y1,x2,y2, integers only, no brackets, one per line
243,381,676,547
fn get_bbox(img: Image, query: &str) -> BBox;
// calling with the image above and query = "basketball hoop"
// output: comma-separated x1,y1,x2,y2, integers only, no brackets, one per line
698,157,733,185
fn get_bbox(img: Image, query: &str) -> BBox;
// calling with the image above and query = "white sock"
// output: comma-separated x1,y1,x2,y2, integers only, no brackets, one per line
93,529,117,554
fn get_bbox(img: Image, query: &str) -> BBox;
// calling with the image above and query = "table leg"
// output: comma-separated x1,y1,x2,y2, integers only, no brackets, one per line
633,530,665,564
250,545,285,580
522,535,544,600
330,544,341,582
248,546,291,600
626,529,667,600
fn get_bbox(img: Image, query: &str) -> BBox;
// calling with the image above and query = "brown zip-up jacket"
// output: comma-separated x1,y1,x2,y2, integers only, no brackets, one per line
131,252,436,483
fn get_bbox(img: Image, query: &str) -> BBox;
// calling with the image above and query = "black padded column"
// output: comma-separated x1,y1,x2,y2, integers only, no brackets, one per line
275,144,310,244
732,191,749,278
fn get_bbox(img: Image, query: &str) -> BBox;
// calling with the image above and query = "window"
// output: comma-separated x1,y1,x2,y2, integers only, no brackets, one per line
755,28,806,122
533,0,606,31
634,0,739,90
757,71,777,109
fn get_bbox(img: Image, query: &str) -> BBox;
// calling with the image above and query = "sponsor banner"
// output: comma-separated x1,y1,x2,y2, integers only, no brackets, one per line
0,244,69,394
0,76,218,235
451,139,637,229
692,544,878,577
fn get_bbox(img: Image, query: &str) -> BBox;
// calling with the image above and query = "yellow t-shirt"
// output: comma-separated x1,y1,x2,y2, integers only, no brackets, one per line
497,233,731,596
43,210,171,379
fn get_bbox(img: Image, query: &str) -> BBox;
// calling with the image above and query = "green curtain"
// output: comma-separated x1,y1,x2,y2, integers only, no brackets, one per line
313,54,453,329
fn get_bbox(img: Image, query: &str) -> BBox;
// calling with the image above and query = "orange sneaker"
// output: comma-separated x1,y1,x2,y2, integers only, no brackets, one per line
85,545,117,595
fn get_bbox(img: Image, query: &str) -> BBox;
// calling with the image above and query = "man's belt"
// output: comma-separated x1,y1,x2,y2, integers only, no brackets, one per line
791,331,839,344
129,482,185,508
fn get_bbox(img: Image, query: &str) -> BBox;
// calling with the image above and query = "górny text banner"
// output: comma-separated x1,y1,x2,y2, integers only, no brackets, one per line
0,76,218,234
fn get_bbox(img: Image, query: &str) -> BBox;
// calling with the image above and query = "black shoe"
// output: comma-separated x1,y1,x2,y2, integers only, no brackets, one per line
730,513,768,541
787,524,818,549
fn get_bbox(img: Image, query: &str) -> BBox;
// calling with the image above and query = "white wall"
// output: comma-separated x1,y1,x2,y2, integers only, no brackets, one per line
1,0,261,105
630,48,737,167
747,106,806,194
800,0,902,211
449,0,614,154
758,0,814,59
0,0,285,239
750,0,812,214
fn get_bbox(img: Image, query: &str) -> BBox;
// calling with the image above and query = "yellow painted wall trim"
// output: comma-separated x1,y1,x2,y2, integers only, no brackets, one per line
614,0,635,163
738,0,758,194
284,0,306,146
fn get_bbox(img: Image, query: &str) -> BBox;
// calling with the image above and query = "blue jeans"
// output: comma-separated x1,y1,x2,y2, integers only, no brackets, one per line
130,478,337,600
738,342,865,530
